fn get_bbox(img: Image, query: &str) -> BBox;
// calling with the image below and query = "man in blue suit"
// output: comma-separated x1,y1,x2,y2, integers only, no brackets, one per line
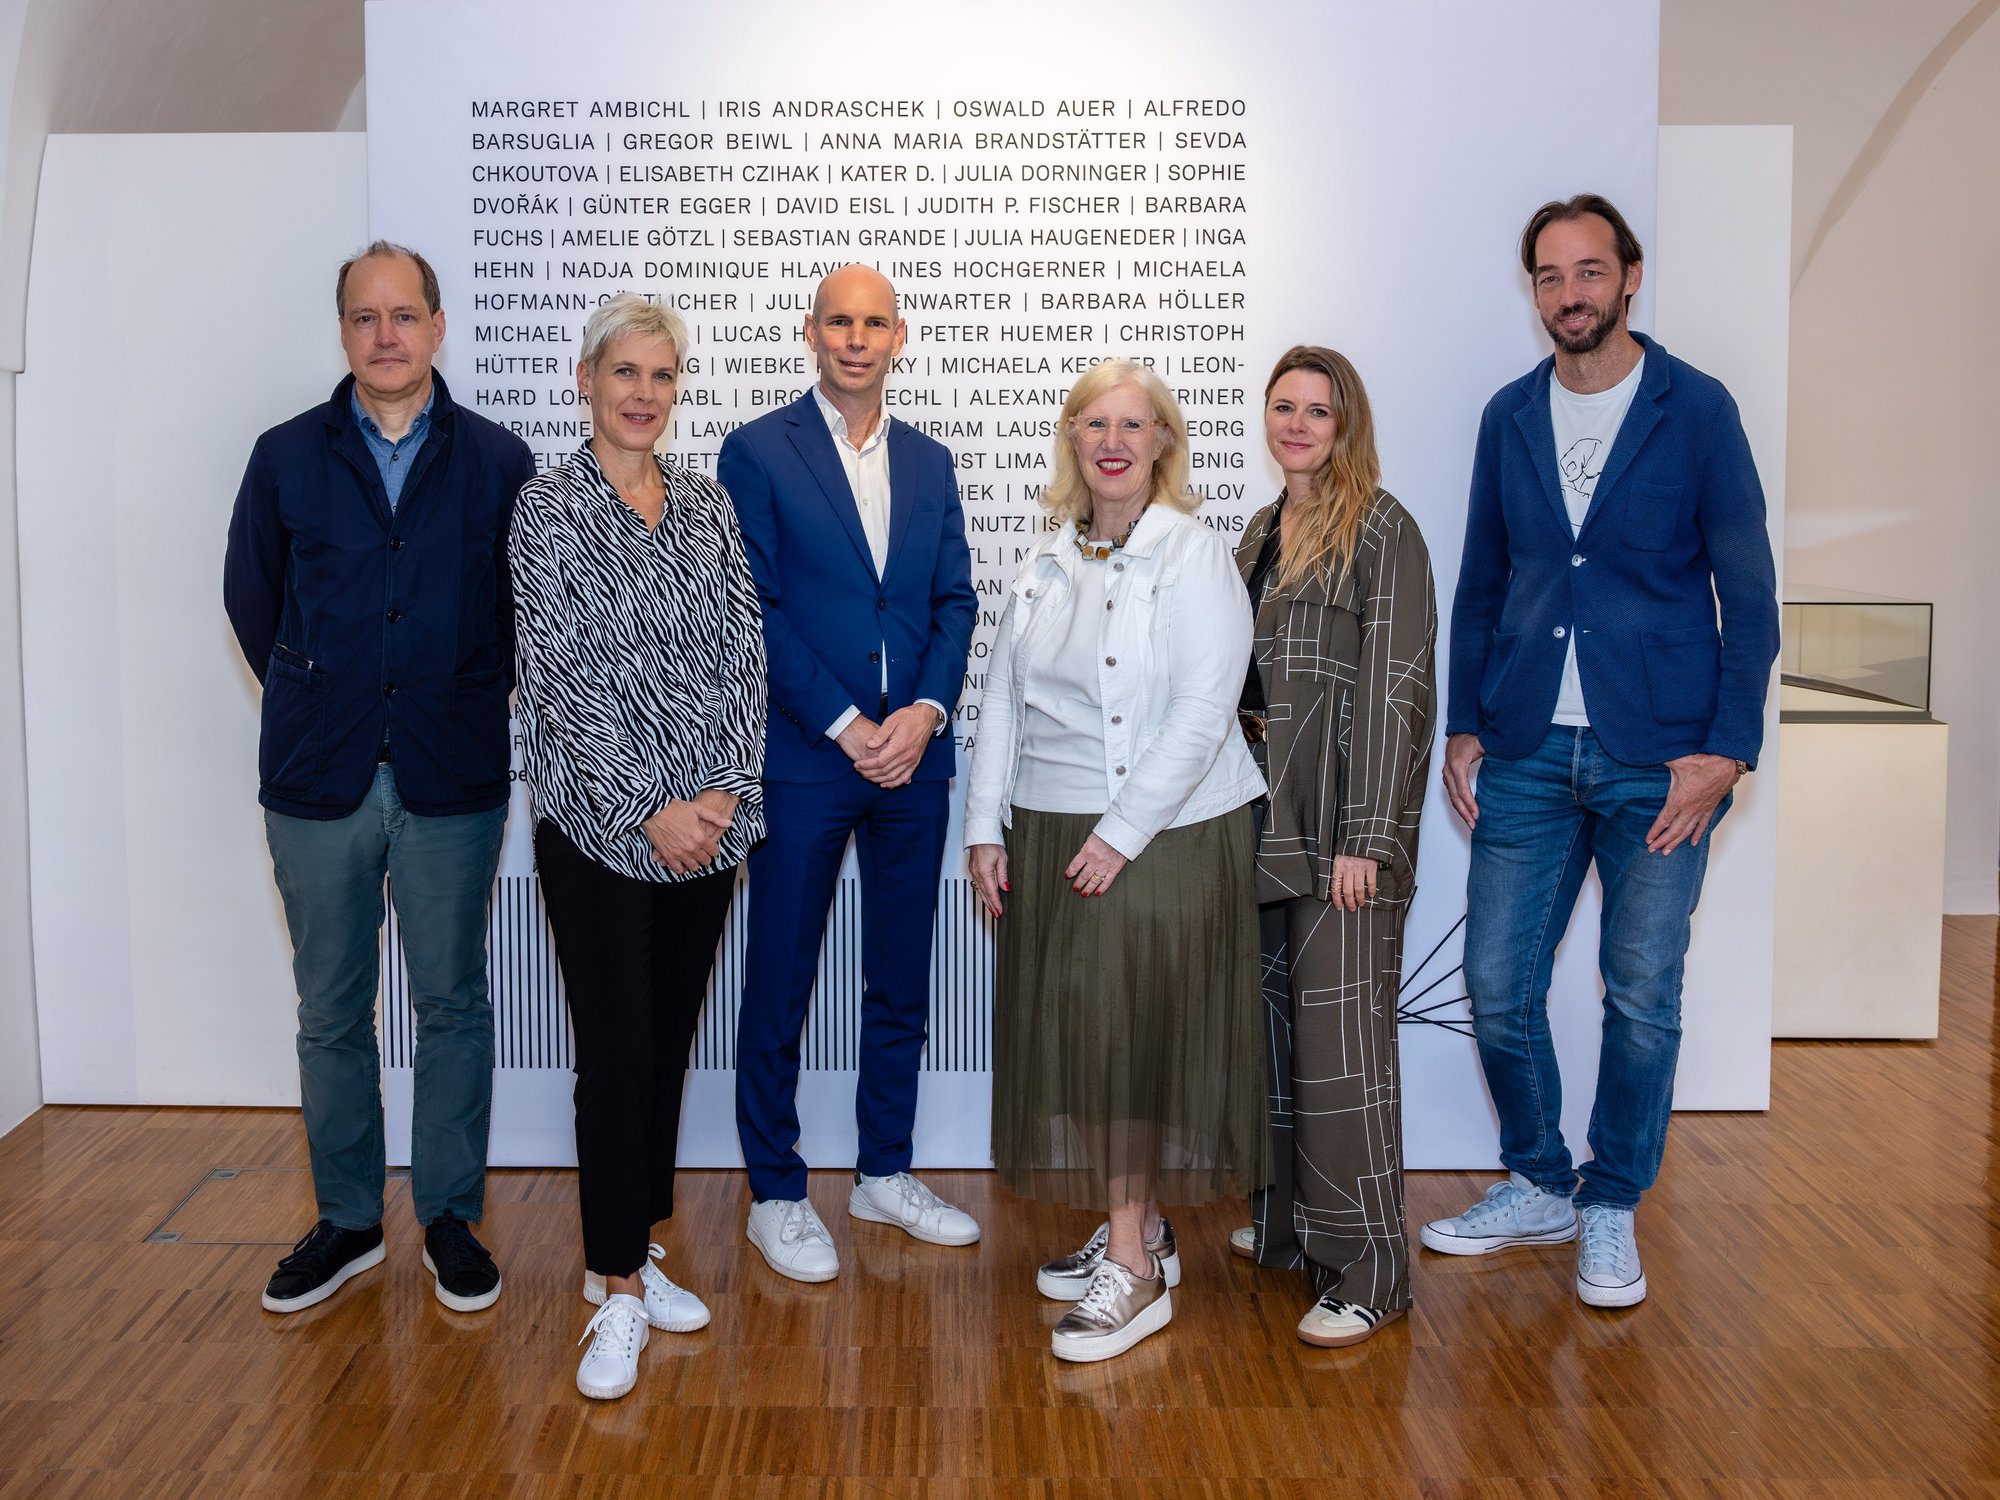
1420,196,1778,1308
718,264,979,1281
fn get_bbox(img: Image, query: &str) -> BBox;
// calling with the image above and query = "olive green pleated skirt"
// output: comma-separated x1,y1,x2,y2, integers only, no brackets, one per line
991,804,1263,1211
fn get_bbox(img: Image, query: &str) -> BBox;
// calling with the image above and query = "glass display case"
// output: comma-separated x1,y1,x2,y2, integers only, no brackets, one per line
1780,586,1934,720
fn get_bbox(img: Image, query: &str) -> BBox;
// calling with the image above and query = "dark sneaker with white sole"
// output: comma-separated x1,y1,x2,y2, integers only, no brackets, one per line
261,1219,385,1313
422,1213,502,1311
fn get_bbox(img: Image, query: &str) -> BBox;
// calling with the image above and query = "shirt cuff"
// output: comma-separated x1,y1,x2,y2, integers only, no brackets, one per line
916,698,949,735
1092,812,1149,863
827,705,861,741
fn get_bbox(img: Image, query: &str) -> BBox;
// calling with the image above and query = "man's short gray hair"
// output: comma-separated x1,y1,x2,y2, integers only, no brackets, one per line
577,293,690,374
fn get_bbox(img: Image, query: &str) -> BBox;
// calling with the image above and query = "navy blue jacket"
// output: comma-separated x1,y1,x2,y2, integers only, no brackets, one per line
224,372,537,818
718,394,974,784
1447,335,1779,768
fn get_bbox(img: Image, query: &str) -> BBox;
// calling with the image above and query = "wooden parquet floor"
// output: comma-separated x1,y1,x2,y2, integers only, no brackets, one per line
1,918,1994,1498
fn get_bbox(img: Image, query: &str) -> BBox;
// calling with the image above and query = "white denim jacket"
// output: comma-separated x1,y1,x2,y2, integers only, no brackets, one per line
963,504,1265,860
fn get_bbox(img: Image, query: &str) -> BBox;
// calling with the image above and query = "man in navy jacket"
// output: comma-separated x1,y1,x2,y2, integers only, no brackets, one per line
1420,197,1778,1309
719,265,979,1281
225,243,535,1316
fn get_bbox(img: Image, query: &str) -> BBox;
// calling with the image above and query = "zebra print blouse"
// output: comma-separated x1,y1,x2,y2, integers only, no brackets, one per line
511,443,767,882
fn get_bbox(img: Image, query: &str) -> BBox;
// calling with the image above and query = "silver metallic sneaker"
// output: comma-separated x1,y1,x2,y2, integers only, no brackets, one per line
1050,1253,1172,1363
1419,1171,1578,1255
1036,1218,1181,1300
1575,1204,1647,1307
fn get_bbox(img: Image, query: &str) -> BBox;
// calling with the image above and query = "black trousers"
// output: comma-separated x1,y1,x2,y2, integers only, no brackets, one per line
534,820,738,1277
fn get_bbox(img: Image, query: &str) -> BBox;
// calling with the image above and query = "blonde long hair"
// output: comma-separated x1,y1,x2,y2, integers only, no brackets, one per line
1042,359,1198,527
1265,345,1381,590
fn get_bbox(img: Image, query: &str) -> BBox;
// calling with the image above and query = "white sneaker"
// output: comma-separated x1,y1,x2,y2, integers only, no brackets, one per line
1296,1294,1405,1348
848,1171,981,1246
746,1197,841,1282
1419,1172,1578,1255
583,1242,710,1333
1575,1204,1647,1308
575,1293,649,1401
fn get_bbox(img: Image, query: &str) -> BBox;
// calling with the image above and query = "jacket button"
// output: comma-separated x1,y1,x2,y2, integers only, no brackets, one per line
1105,601,1114,610
383,682,397,696
1571,554,1585,567
1115,766,1126,775
868,651,880,664
1025,587,1035,598
1553,626,1567,639
1113,562,1124,572
1110,715,1122,725
388,537,403,551
386,609,402,624
1105,656,1116,666
877,598,886,610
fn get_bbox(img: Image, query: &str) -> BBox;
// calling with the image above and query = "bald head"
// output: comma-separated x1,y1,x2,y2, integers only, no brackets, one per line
812,262,898,323
803,262,907,414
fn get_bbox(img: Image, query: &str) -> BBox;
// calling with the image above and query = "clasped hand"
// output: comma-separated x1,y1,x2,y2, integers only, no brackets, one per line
642,789,738,874
837,704,940,788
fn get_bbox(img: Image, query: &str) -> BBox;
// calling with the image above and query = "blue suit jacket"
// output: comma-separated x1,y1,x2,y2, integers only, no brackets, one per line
1446,334,1779,768
717,393,975,783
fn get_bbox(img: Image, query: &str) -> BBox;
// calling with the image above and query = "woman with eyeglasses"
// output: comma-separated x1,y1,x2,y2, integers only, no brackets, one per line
963,358,1265,1362
1230,344,1436,1347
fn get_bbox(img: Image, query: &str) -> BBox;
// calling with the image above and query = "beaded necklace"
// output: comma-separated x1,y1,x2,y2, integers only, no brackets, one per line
1072,506,1147,562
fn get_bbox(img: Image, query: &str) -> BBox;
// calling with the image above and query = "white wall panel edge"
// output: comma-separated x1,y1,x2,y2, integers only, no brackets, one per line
1656,124,1792,1110
22,133,365,1103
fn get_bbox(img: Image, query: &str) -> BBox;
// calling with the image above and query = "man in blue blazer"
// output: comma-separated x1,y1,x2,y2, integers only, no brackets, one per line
718,264,979,1281
1421,197,1778,1309
225,244,535,1316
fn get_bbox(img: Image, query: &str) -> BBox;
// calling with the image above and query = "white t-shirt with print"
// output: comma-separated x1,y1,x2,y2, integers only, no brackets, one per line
1548,355,1644,726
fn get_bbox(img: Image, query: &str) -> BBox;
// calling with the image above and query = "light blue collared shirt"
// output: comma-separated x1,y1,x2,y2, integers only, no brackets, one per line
350,384,435,511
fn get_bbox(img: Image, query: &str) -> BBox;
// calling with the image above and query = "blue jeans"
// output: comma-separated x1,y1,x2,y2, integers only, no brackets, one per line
1463,725,1729,1211
264,765,506,1229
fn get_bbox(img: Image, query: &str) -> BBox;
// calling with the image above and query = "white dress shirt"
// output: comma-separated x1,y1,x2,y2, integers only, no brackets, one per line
813,385,947,742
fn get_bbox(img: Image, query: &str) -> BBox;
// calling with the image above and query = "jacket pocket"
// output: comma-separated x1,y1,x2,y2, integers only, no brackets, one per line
1478,630,1522,718
1640,625,1720,725
1623,481,1686,551
449,667,513,791
259,645,325,795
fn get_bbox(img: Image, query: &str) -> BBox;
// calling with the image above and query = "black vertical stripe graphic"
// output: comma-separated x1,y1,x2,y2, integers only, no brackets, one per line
381,875,998,1072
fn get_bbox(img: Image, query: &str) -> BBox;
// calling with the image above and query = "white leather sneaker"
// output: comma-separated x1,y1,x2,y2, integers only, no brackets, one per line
575,1293,649,1401
848,1171,981,1246
746,1197,841,1282
583,1242,710,1332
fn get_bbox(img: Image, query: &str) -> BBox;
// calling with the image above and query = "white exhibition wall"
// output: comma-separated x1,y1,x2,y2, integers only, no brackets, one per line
20,4,1787,1169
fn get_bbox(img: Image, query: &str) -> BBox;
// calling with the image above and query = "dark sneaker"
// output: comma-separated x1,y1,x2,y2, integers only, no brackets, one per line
422,1213,502,1311
261,1219,385,1313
